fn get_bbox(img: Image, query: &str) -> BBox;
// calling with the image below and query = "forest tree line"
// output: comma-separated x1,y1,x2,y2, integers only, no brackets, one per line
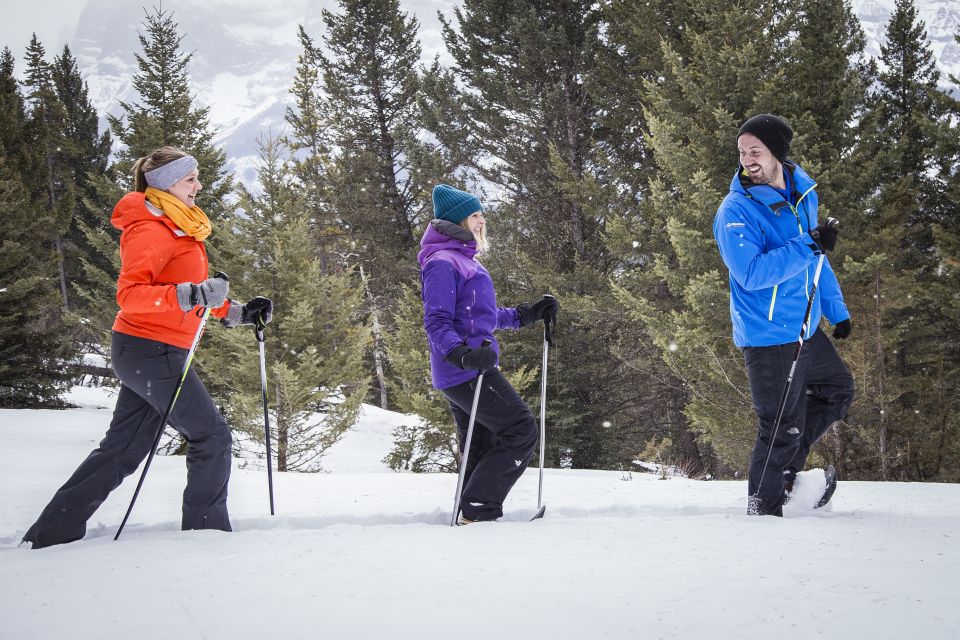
1,0,958,481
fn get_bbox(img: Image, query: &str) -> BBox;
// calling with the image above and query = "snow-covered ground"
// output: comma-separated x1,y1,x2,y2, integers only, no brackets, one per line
1,386,958,639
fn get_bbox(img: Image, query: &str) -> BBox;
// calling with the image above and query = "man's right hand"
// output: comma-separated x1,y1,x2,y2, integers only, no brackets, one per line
446,344,497,372
810,218,839,252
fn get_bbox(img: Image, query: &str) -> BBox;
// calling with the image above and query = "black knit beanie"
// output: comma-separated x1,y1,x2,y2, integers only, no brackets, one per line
737,114,793,162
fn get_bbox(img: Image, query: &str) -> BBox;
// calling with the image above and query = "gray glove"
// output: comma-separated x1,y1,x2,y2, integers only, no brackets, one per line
176,277,230,311
222,296,273,328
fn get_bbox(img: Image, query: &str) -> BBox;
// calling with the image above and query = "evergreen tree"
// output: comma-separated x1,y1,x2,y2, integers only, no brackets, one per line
50,45,113,304
284,26,336,259
21,34,75,311
107,8,231,220
840,0,960,480
613,1,795,472
316,0,437,297
289,0,450,409
598,0,697,195
202,137,372,472
426,0,659,470
1,50,73,405
0,48,27,161
776,0,870,217
0,158,75,406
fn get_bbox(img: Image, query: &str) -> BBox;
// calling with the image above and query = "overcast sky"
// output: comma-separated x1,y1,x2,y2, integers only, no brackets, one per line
2,0,87,53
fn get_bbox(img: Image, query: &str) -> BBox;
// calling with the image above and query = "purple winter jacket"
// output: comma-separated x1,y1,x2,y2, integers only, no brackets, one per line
418,219,520,390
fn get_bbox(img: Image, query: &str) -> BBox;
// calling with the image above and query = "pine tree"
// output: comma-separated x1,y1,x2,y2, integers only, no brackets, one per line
107,8,231,221
612,1,797,472
289,0,450,410
0,48,27,161
0,156,75,405
284,26,337,257
21,34,75,312
50,45,113,304
776,0,870,217
426,0,656,470
202,137,372,472
316,0,437,297
840,0,960,480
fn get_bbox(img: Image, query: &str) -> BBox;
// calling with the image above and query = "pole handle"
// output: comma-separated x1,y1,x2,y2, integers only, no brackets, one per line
542,294,556,344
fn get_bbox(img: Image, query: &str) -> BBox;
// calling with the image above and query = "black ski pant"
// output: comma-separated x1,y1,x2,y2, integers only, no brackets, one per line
743,329,854,516
23,332,232,549
441,369,538,521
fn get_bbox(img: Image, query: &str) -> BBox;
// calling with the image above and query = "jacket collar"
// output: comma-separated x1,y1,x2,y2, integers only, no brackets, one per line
730,160,817,211
417,219,478,268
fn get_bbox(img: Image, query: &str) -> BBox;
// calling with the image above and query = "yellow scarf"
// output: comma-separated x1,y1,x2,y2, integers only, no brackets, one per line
144,187,212,242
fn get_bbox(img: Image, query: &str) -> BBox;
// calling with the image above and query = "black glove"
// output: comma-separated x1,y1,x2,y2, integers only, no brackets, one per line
446,343,497,372
516,295,559,328
832,319,851,340
176,276,229,311
809,218,839,253
222,296,273,328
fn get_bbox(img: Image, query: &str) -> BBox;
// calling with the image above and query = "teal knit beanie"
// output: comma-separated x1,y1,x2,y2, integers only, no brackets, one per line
432,184,482,224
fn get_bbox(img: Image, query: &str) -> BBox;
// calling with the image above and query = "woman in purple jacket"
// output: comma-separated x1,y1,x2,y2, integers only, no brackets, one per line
419,184,558,524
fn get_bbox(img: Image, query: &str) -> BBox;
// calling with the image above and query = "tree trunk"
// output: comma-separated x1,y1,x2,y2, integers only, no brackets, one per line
54,235,70,311
360,265,389,410
875,268,888,480
277,391,288,473
562,74,587,260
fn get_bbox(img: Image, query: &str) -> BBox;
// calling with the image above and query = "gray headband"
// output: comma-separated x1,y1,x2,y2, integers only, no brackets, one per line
144,155,199,191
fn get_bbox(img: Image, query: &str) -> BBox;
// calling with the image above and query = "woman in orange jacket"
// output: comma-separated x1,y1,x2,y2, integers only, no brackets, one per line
22,146,272,549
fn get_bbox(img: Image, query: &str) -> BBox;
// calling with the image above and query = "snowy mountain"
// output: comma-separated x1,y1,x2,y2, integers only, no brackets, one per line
72,0,454,186
61,0,960,187
2,385,959,639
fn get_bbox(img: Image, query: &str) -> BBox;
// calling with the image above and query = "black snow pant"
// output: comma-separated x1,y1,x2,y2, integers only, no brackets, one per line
22,331,233,549
441,369,538,521
744,329,854,516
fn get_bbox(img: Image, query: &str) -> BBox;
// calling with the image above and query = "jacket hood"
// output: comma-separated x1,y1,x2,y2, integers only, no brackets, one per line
417,219,477,267
111,191,181,234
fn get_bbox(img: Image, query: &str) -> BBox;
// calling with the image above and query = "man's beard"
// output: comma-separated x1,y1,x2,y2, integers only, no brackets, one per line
745,163,778,186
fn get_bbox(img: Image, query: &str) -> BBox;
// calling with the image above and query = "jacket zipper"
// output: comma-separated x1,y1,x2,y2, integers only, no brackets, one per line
790,183,817,337
767,181,817,327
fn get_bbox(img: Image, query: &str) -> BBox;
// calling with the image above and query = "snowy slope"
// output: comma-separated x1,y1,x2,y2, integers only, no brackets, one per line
1,386,958,639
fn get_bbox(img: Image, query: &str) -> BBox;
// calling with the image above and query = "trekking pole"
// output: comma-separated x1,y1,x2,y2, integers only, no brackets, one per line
532,295,554,521
450,339,492,527
753,221,837,507
114,272,227,541
255,317,275,516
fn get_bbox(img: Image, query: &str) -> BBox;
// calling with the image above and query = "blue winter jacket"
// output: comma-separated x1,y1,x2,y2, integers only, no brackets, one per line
418,220,520,389
713,162,850,348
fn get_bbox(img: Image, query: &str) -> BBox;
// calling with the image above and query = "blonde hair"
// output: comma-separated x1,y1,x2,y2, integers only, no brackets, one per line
460,214,489,253
131,146,189,192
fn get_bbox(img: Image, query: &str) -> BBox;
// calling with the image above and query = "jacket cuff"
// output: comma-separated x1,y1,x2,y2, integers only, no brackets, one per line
221,300,243,327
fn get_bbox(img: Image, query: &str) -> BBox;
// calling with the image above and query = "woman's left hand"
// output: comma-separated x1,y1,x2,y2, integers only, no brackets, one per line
222,296,273,328
517,295,559,327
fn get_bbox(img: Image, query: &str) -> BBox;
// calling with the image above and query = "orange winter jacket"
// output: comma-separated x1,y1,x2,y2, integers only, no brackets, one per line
110,191,230,349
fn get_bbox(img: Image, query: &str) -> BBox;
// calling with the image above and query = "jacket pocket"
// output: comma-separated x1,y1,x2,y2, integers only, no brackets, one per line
767,285,778,322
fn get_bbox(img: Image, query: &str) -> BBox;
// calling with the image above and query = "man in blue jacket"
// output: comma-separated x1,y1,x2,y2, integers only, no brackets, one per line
713,114,855,516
